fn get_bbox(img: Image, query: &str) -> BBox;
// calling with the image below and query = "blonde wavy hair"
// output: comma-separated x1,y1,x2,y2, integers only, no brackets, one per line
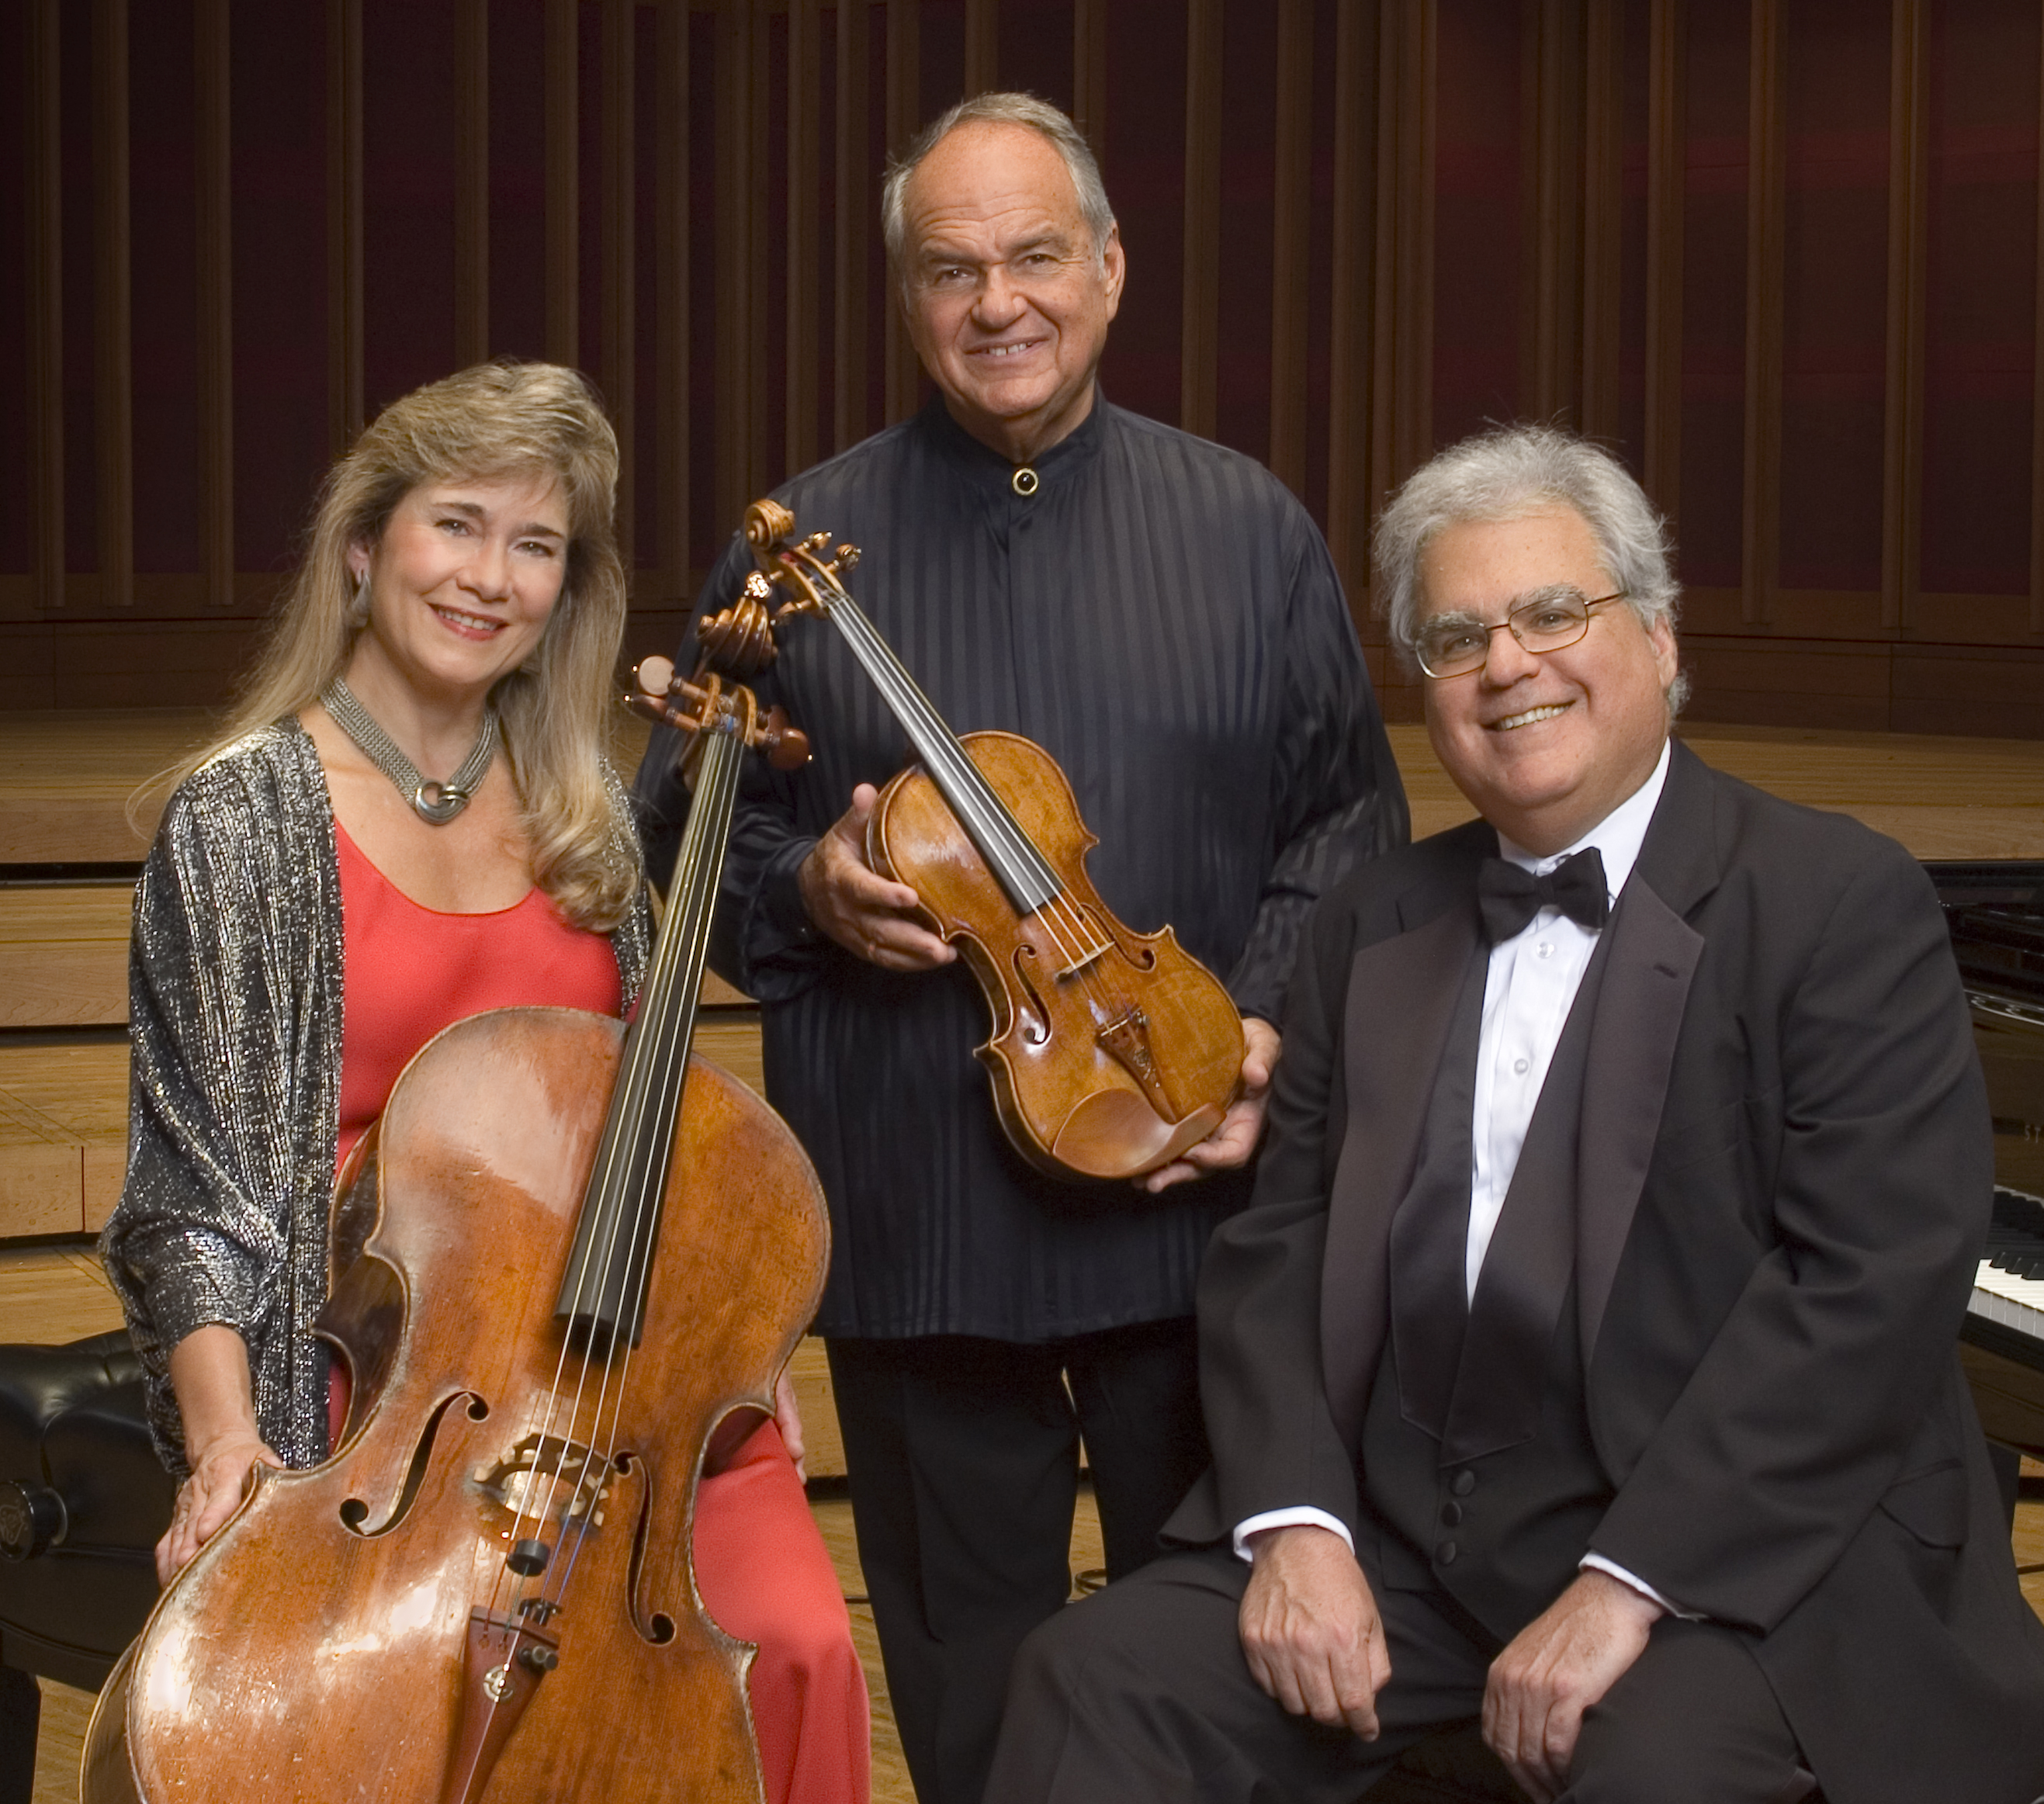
178,359,639,930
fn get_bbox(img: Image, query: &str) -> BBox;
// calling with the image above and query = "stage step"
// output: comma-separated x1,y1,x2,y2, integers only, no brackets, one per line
0,1040,128,1237
0,886,131,1029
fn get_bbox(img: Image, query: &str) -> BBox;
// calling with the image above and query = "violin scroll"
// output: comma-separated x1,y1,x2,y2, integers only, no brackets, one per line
741,500,863,621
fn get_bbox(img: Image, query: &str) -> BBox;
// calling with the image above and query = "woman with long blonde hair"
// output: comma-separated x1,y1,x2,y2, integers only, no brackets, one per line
103,360,868,1804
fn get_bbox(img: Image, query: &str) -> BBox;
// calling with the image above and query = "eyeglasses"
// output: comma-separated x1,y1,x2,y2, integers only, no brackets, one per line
1413,590,1628,680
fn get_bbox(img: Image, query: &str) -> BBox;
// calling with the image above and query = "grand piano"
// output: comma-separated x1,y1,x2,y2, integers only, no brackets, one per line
1931,860,2044,1467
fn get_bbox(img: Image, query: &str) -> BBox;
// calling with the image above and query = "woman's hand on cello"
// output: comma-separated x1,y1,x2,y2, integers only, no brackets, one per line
799,785,956,971
157,1430,283,1585
1138,1016,1281,1193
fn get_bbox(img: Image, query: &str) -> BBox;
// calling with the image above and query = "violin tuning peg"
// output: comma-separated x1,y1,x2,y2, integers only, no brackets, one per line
802,530,831,552
743,570,774,600
632,654,676,698
835,545,860,570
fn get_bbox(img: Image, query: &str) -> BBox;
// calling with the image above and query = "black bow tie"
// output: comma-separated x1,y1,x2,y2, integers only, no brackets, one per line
1478,848,1610,944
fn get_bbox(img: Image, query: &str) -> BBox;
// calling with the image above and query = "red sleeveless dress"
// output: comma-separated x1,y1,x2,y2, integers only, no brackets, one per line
331,822,869,1804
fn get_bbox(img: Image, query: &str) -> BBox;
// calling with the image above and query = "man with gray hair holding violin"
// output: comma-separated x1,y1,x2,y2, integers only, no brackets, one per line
635,91,1405,1804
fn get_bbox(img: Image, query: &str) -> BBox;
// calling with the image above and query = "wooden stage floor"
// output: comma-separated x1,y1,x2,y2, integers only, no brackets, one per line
2,708,2041,1802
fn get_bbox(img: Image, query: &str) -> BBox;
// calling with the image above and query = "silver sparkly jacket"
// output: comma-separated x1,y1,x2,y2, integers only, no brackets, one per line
101,720,650,1473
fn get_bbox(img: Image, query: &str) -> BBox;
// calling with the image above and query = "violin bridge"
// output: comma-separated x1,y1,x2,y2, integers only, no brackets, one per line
1058,941,1110,979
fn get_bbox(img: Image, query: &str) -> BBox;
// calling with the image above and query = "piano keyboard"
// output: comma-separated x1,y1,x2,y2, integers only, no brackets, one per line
1970,1187,2044,1373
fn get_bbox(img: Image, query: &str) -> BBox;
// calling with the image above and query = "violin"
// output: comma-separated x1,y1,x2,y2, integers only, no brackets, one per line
85,660,819,1804
723,497,1246,1186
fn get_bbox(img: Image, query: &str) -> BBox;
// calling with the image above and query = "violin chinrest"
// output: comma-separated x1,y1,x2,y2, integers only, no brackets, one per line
1049,1092,1225,1182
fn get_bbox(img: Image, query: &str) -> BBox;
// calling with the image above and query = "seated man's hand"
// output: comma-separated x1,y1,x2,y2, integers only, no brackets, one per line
1141,1016,1280,1193
1482,1567,1662,1802
1239,1523,1391,1741
798,784,956,971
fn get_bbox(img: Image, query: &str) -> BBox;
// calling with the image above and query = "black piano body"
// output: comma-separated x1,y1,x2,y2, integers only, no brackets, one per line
1929,859,2044,1465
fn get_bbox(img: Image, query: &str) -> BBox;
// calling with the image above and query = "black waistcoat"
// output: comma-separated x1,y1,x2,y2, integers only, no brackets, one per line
1362,929,1617,1643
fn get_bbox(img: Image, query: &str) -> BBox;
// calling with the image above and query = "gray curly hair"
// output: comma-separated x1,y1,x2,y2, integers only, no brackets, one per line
1374,424,1689,713
882,92,1115,286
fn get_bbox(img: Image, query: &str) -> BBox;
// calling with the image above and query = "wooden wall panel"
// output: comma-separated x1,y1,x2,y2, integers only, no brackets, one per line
833,0,871,453
26,0,63,614
1741,0,1782,627
545,0,579,365
5,0,2042,737
883,0,920,425
1883,0,1928,633
1641,0,1682,522
1267,0,1311,497
325,0,363,459
1179,0,1222,443
194,0,231,610
654,1,691,595
601,0,635,553
92,0,132,612
455,0,489,369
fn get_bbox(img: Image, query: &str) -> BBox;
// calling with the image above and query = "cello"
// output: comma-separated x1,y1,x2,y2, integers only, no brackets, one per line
721,498,1246,1186
84,659,819,1804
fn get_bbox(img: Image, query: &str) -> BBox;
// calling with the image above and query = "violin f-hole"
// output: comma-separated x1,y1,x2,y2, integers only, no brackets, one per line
1085,904,1156,971
1011,945,1052,1044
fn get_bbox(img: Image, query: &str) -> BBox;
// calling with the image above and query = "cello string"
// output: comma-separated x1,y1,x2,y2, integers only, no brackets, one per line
524,743,712,1606
542,705,749,1616
494,698,739,1638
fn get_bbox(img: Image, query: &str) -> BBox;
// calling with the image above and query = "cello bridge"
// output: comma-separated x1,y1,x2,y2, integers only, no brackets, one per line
472,1434,614,1528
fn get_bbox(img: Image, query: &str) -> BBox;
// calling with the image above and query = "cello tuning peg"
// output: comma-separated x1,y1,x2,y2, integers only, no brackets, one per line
802,530,832,552
761,706,811,771
743,570,775,600
632,654,676,698
834,545,860,570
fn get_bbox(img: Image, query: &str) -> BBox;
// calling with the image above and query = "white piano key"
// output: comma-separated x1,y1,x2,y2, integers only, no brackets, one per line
1971,1259,2044,1342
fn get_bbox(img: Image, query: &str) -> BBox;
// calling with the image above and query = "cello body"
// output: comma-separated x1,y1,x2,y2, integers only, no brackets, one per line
83,1005,827,1803
871,731,1244,1183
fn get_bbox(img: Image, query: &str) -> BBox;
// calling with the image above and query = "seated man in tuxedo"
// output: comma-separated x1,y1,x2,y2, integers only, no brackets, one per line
983,424,2044,1804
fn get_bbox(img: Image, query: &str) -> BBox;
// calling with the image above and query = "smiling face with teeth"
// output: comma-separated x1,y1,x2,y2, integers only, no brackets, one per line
344,471,571,727
899,120,1126,464
1416,503,1678,856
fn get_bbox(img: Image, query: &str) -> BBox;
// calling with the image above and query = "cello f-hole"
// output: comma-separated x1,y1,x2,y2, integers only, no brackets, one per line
341,1390,480,1538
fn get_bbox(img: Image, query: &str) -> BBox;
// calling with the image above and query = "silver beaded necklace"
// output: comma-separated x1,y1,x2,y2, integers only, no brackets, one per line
320,677,499,826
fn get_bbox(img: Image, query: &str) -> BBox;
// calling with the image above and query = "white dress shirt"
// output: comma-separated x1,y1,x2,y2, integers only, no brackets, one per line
1238,742,1690,1616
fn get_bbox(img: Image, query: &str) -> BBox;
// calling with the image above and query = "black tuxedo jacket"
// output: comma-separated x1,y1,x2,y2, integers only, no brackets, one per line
1169,740,2044,1804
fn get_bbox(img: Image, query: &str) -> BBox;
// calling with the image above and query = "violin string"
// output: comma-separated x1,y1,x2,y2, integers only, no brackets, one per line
825,586,1127,1013
832,597,1131,1016
821,571,1142,1044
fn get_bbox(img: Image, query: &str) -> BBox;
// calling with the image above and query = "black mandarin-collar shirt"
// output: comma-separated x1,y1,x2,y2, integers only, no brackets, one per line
635,396,1408,1340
